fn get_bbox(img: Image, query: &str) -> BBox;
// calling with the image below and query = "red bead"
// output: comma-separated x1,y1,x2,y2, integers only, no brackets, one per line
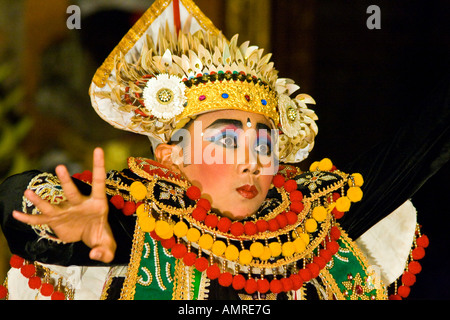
110,195,125,209
269,279,283,294
313,256,327,269
408,261,422,274
245,278,258,294
268,219,280,232
319,249,333,262
206,264,221,280
402,272,416,287
256,220,269,233
285,211,298,225
218,272,233,287
256,278,270,293
197,198,211,211
306,263,320,278
412,247,425,260
9,255,25,269
194,257,209,272
230,222,245,237
284,180,297,193
183,252,197,266
217,217,232,233
355,285,364,295
20,264,36,278
280,277,293,292
290,190,303,202
290,273,304,290
272,175,285,188
204,214,219,228
122,201,136,216
398,285,410,298
276,214,288,229
161,237,176,249
327,241,340,254
330,226,341,241
192,206,207,222
416,235,429,248
171,243,187,259
232,274,246,290
51,291,66,300
186,186,201,200
299,268,312,282
290,201,304,214
40,283,54,297
28,276,42,290
244,221,257,236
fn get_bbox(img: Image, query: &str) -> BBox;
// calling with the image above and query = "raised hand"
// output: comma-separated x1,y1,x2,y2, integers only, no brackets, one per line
12,148,116,263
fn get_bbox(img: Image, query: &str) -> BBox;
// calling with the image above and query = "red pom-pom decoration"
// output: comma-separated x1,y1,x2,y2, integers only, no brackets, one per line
284,180,297,193
196,198,211,211
319,249,333,262
408,261,422,274
332,192,340,201
186,186,201,200
276,214,288,229
150,231,162,241
290,190,303,202
327,241,340,254
244,221,257,236
204,214,219,228
257,278,270,293
290,201,304,214
217,217,232,233
281,277,293,292
268,219,280,232
299,268,312,282
230,222,245,237
290,273,303,290
398,285,410,298
10,255,24,269
313,256,327,269
206,264,221,280
161,237,176,249
194,257,209,272
110,195,125,209
306,263,320,278
218,272,233,287
171,243,187,259
245,278,258,294
401,272,416,287
412,247,425,260
332,207,344,219
389,294,402,300
0,285,7,299
192,206,207,222
416,235,429,248
40,283,54,297
232,274,246,290
20,264,36,278
183,252,197,266
256,220,269,233
122,201,136,216
269,279,283,294
51,291,66,300
272,175,285,188
330,226,341,241
28,276,42,290
285,211,298,225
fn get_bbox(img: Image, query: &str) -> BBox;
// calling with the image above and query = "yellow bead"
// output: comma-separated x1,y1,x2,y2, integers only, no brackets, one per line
135,203,146,218
309,161,320,171
299,232,309,245
198,233,214,250
260,246,272,261
347,187,363,202
130,181,147,201
269,242,282,257
312,206,327,222
293,237,306,253
305,218,317,233
351,173,364,187
250,242,264,258
239,249,253,264
155,220,173,239
282,242,295,257
336,196,351,212
225,245,239,261
211,240,226,256
139,216,155,233
173,221,188,237
186,228,201,242
318,158,333,171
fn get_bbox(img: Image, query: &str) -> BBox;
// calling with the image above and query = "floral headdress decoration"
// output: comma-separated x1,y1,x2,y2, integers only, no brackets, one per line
89,0,318,163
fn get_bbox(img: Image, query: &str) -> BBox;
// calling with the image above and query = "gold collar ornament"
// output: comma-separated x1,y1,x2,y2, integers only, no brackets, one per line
89,0,318,163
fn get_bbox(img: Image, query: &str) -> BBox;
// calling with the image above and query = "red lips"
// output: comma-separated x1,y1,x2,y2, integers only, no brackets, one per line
236,184,258,199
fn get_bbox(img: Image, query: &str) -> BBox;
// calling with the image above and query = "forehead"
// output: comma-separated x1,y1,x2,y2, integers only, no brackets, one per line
194,109,273,129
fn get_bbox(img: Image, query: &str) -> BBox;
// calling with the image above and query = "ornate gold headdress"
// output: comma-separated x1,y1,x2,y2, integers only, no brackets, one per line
89,0,318,163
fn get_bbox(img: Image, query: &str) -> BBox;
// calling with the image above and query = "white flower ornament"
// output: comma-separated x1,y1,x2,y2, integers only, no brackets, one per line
142,74,187,120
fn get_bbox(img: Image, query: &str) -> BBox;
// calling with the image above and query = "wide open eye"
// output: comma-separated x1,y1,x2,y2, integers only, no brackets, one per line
205,131,238,149
255,137,272,156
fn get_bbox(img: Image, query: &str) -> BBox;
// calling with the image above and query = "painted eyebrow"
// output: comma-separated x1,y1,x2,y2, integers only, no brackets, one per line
205,119,243,130
256,123,272,131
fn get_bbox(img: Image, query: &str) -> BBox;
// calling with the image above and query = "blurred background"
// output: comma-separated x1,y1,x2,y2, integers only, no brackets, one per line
0,0,448,299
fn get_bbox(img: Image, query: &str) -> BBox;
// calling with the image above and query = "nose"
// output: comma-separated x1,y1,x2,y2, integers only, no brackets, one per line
236,136,261,176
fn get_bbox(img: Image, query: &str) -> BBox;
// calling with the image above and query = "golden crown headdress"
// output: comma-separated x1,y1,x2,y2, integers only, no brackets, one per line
89,0,318,163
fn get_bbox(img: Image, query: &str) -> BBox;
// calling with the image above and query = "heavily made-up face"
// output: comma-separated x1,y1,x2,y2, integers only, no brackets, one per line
167,109,279,220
